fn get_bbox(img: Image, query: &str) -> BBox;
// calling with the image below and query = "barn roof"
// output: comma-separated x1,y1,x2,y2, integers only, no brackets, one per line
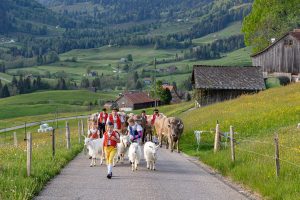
192,65,265,90
251,30,300,57
116,92,156,104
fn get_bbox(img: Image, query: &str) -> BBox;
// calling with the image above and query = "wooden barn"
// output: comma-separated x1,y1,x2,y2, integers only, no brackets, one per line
115,92,158,111
192,65,266,107
251,29,300,81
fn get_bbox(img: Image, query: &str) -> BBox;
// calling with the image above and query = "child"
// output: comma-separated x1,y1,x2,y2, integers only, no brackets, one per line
103,122,120,179
128,117,143,144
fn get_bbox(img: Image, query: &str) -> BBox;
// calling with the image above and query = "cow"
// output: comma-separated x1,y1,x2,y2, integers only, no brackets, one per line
166,117,184,153
144,141,159,170
154,116,184,153
84,137,104,167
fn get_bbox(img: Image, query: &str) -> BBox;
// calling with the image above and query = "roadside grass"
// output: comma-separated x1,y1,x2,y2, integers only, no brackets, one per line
178,83,300,199
0,119,85,200
0,90,117,122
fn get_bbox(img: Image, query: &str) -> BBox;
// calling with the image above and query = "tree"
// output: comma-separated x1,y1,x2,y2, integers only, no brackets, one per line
160,88,172,105
126,54,133,61
135,80,143,90
80,77,90,88
1,84,10,98
12,76,18,86
0,80,2,95
242,0,300,53
47,51,60,63
0,62,5,73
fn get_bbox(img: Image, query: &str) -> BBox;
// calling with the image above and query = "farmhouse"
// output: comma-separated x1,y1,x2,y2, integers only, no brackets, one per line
192,65,266,107
115,92,159,111
251,29,300,81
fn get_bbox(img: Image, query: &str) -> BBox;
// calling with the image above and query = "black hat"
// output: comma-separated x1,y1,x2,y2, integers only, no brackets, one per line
102,108,107,111
154,108,159,113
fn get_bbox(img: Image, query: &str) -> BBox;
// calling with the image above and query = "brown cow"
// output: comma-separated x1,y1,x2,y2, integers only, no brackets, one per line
166,117,184,153
154,116,184,152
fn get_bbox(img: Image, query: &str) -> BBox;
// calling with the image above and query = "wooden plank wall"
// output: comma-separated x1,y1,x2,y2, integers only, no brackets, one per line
252,35,300,74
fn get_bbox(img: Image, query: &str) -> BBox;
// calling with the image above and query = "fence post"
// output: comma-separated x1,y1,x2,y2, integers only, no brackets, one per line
230,126,235,163
27,132,32,177
214,122,220,153
13,132,18,147
274,133,280,177
52,129,55,158
81,119,85,136
66,121,71,149
24,122,27,141
78,120,81,143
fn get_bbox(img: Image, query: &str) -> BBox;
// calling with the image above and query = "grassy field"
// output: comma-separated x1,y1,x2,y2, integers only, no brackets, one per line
0,72,13,83
0,90,117,122
178,83,300,199
193,21,242,44
0,119,85,200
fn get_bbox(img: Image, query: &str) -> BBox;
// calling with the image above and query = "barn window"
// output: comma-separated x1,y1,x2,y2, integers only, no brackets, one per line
284,39,293,46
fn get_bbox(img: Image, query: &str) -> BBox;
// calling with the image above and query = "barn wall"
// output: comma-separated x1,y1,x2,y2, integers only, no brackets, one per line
196,89,257,106
252,35,300,73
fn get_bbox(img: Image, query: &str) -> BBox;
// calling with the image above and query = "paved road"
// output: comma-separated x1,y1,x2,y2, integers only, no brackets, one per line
35,148,250,200
0,115,88,133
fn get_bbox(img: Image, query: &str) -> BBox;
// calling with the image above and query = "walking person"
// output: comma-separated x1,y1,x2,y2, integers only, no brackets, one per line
103,122,120,179
106,107,124,133
141,110,148,143
128,117,143,145
98,108,108,138
151,108,160,125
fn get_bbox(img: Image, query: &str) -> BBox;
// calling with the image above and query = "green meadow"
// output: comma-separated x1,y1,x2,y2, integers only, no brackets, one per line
0,90,117,126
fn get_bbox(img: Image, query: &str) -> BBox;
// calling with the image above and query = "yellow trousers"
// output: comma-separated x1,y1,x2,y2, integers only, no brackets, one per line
104,146,117,165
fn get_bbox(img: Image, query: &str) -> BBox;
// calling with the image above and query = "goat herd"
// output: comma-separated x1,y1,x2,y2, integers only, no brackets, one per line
83,112,184,173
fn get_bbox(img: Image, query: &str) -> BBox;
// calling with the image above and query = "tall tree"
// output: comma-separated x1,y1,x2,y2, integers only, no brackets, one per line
1,84,10,98
242,0,300,53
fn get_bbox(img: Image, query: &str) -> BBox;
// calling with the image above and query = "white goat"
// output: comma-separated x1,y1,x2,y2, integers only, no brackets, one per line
115,135,130,164
84,137,104,167
144,141,159,170
128,143,142,171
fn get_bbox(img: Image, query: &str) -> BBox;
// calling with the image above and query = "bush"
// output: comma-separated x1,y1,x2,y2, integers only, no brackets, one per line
265,78,281,89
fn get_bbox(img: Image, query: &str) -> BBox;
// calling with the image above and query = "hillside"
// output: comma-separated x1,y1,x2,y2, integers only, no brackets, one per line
179,83,300,199
0,90,117,120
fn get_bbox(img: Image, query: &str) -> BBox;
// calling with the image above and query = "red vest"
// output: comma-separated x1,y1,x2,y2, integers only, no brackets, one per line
109,114,121,129
103,131,118,147
99,112,108,124
151,114,159,125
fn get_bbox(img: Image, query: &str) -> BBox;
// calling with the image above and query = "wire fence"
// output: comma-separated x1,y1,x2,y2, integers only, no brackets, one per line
193,122,300,176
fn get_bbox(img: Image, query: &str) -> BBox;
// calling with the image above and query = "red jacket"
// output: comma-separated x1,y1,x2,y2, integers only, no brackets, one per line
89,129,99,139
98,112,108,124
108,114,121,129
103,131,118,147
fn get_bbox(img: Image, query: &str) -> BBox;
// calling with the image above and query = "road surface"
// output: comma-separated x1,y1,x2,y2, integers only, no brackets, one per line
35,148,252,200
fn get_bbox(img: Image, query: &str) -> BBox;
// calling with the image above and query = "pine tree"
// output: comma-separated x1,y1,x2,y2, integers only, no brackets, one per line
1,84,10,98
12,76,18,86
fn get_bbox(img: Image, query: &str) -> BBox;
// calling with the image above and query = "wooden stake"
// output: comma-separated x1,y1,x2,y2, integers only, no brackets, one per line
274,133,280,177
81,119,85,136
78,120,81,143
52,129,55,158
66,121,70,149
27,132,32,177
214,123,220,153
230,126,235,163
13,132,18,147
